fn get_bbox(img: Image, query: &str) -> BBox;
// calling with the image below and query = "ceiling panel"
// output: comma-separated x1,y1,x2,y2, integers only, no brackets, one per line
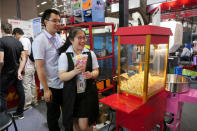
36,0,64,16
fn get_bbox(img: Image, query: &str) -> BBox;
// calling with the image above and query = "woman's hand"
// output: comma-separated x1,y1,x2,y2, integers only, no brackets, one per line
83,71,92,79
73,64,82,75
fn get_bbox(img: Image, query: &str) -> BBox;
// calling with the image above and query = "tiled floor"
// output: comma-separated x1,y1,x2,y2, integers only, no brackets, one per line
7,82,197,131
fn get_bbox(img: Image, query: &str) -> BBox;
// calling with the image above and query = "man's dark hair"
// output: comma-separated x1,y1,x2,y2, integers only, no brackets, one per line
1,23,12,34
180,45,185,49
12,28,24,35
41,9,60,27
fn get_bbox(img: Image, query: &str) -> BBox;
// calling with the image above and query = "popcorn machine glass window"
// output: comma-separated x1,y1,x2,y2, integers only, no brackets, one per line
116,26,172,102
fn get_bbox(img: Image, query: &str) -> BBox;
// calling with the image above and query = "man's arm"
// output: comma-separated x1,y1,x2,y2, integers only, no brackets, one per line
24,50,28,57
18,51,27,80
23,50,28,70
0,51,4,73
22,39,29,58
35,60,48,90
35,59,52,102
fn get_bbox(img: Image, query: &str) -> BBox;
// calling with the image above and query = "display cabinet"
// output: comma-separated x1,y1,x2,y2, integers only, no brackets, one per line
99,25,172,131
61,22,115,93
116,25,172,102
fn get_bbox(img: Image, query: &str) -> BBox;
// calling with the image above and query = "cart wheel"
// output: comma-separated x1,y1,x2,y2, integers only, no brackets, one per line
163,120,167,131
163,113,174,131
164,113,174,124
119,126,124,131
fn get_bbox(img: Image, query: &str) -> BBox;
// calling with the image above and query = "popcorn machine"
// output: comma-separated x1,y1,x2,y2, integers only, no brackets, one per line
100,25,172,131
116,25,172,102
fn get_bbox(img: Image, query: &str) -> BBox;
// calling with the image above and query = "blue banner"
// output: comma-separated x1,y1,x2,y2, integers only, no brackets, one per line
92,0,104,22
33,17,41,37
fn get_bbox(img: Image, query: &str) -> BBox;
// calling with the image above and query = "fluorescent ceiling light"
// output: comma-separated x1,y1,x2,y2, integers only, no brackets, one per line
39,12,44,15
41,1,47,5
37,5,40,7
58,5,63,7
52,8,59,10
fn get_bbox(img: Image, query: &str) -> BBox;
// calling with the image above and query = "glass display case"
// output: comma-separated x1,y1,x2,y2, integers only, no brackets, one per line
87,33,114,80
116,25,172,102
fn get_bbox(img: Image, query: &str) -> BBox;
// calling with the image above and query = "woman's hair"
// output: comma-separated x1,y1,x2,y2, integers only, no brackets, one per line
58,27,85,55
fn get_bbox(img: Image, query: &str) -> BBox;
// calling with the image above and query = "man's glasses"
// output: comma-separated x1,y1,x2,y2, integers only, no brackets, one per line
48,19,61,23
77,36,87,41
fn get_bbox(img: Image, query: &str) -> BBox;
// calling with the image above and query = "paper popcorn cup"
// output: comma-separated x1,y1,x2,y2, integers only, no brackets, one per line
74,54,88,73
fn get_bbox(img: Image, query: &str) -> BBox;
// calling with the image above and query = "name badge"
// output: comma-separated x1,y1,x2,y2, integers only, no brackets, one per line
77,74,86,93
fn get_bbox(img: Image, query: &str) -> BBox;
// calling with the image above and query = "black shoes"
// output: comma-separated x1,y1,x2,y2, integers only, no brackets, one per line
12,112,24,120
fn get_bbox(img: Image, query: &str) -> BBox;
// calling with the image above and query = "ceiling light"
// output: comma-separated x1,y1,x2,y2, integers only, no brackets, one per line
37,5,40,8
52,8,59,10
39,12,44,15
58,5,63,7
41,1,47,5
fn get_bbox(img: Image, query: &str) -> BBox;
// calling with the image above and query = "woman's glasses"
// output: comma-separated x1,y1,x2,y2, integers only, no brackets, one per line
77,36,87,41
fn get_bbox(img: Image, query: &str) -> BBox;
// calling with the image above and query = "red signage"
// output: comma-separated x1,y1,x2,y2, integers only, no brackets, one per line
161,9,197,19
147,0,197,13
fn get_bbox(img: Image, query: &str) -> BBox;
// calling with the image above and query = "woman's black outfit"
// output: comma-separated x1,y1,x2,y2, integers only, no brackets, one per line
62,51,99,131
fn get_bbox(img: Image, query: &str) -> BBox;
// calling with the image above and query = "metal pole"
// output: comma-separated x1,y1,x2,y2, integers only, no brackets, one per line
119,0,128,27
143,35,151,103
16,0,21,19
117,36,121,93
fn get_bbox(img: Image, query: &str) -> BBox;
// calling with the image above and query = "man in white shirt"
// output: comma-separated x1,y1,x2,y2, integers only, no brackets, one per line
32,9,63,131
12,28,37,110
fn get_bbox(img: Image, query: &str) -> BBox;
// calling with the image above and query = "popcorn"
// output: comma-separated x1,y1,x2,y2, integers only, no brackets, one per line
120,72,165,96
74,54,88,72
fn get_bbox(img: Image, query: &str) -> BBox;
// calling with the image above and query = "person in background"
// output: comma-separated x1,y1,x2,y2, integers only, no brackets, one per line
58,28,99,131
32,9,63,131
180,44,191,61
0,23,27,119
192,43,197,54
12,28,37,110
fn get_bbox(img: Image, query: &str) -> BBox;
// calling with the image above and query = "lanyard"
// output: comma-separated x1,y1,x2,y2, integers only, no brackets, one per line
43,31,60,50
70,53,75,65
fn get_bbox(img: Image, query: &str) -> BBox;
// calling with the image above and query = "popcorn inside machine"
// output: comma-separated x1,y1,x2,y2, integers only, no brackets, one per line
116,25,173,102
